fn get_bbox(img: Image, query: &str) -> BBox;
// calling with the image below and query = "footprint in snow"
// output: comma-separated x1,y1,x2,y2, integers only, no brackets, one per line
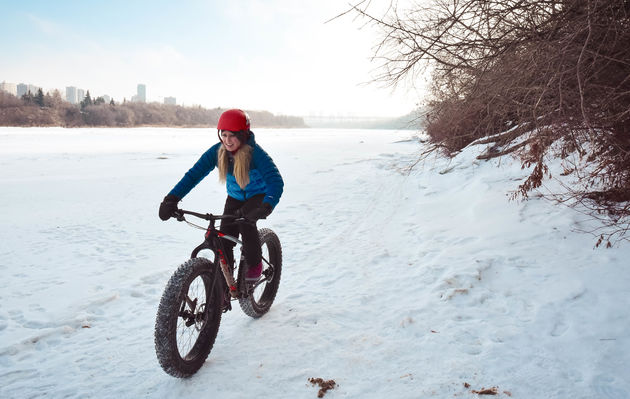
592,375,629,399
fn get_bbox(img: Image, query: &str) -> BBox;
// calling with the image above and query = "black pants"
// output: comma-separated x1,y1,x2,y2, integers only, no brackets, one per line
220,194,263,267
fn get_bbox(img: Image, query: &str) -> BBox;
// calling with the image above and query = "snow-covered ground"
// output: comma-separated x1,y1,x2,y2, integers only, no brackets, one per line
1,127,629,399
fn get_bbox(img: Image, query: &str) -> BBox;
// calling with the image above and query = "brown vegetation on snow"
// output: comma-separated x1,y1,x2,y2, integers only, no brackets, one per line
308,377,337,398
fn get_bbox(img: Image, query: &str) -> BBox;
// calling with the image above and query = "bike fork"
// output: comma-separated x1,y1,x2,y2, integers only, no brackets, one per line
217,249,238,299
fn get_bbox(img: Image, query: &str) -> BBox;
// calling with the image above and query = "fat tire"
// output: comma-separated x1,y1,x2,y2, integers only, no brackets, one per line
238,228,282,318
154,257,223,378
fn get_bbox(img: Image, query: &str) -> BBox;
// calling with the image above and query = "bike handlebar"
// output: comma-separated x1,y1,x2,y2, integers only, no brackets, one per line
174,209,252,224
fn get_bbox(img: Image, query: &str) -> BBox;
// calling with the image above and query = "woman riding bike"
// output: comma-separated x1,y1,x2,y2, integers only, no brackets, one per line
158,108,284,281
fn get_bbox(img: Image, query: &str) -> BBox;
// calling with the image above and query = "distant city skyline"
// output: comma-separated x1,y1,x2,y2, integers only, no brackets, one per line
0,1,424,118
1,79,177,106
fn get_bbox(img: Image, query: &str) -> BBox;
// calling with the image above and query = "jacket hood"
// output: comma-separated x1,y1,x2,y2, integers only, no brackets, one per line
246,130,257,147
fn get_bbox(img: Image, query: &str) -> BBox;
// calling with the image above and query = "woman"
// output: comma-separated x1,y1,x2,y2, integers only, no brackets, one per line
158,109,284,281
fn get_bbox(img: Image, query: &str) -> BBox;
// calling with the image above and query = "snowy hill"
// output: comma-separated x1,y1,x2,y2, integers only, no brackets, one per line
1,127,629,398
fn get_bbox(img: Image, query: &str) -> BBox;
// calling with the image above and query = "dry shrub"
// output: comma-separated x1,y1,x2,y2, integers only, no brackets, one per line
345,0,630,245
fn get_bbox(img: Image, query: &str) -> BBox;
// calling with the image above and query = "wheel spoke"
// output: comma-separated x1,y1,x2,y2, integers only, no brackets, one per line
176,275,208,358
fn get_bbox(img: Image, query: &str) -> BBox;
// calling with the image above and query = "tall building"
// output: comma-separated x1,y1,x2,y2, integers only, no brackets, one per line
0,81,17,96
137,84,146,103
164,96,176,105
16,83,27,98
28,84,40,95
66,86,77,104
77,89,85,103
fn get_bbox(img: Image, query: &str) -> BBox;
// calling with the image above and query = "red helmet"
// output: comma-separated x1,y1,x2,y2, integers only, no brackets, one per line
217,109,250,132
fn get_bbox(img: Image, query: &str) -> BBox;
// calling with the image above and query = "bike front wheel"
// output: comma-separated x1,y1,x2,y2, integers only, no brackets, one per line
154,257,223,378
238,228,283,318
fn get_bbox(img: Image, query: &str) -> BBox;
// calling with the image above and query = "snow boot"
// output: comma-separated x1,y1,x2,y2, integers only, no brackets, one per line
244,261,262,282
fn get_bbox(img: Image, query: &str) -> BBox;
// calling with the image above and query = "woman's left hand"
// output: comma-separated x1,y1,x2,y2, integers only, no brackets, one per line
244,202,273,220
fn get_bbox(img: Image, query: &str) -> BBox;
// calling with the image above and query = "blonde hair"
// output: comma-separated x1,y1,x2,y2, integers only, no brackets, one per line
218,144,252,189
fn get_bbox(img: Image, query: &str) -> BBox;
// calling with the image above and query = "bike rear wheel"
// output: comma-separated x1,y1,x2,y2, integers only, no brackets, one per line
238,228,283,318
154,257,223,378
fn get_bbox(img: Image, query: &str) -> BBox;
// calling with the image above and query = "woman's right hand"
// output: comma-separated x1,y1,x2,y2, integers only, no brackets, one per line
159,194,180,220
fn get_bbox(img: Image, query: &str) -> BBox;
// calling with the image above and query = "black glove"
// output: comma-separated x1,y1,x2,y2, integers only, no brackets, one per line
159,194,180,221
244,202,273,221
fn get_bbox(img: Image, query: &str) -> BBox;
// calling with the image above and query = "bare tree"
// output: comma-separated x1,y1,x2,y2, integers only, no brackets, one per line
341,0,630,245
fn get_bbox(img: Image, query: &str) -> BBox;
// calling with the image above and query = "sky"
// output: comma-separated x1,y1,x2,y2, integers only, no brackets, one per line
0,0,425,118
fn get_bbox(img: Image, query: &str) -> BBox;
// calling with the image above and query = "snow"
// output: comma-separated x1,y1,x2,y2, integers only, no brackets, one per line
1,127,629,399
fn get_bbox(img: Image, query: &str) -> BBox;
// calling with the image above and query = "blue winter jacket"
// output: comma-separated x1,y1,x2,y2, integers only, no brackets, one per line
169,132,284,208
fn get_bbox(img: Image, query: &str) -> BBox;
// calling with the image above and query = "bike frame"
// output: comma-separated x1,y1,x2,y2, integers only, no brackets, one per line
174,209,273,311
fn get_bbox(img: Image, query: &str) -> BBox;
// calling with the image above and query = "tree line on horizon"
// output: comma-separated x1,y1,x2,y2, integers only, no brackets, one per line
0,89,305,128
